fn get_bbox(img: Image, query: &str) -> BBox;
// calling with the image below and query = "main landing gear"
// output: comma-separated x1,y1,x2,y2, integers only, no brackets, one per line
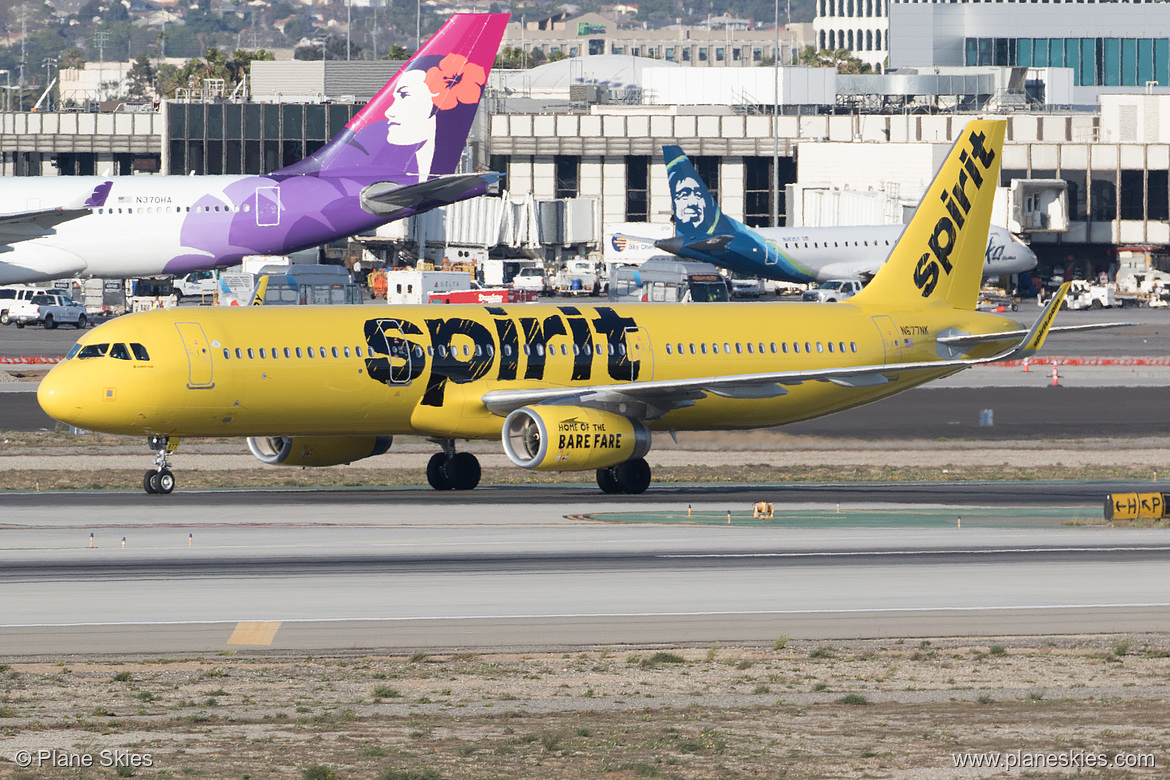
596,457,652,495
143,435,177,495
426,439,481,491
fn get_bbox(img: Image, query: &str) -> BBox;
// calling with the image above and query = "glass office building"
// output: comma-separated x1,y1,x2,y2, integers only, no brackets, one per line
966,37,1170,87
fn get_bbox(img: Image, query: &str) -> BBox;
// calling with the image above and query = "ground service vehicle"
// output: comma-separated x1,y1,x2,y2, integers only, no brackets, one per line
609,259,730,303
512,267,549,295
801,279,863,302
0,286,49,324
11,291,88,329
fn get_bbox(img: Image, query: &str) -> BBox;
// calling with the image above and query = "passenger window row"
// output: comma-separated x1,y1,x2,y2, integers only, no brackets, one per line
222,345,361,360
96,204,247,215
664,341,857,356
69,342,151,361
782,240,891,249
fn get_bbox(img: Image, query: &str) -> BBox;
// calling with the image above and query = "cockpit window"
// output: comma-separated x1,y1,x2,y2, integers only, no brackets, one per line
109,343,131,361
77,343,110,359
130,343,150,361
66,344,82,359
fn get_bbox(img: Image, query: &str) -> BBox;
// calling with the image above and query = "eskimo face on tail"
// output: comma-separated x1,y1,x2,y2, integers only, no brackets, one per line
853,119,1005,311
671,173,709,232
277,13,508,180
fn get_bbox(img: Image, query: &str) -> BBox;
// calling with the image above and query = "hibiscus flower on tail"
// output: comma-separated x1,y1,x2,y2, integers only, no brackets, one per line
425,53,488,112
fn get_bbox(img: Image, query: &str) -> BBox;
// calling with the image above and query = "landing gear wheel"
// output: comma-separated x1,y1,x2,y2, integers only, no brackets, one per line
156,469,175,494
613,458,652,494
143,471,159,494
444,452,481,491
596,466,622,494
426,452,452,490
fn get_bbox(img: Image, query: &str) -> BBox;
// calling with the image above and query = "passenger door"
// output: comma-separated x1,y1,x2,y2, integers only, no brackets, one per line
175,322,215,389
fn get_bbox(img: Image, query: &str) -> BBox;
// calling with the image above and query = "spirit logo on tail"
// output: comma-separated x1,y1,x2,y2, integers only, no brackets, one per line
915,129,998,297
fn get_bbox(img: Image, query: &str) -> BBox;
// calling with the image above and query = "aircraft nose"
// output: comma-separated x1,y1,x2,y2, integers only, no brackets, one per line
37,364,84,427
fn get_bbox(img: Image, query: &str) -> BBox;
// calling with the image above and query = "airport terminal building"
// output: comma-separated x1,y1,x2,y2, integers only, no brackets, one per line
4,55,1170,276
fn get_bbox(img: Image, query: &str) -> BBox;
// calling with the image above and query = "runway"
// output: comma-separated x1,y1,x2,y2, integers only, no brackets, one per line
3,489,1169,655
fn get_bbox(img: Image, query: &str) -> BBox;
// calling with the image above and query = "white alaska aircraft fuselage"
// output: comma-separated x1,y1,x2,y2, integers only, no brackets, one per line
754,223,1036,283
0,13,510,285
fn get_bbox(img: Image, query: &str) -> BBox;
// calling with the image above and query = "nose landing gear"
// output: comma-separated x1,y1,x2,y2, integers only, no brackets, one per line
425,439,481,491
143,436,178,495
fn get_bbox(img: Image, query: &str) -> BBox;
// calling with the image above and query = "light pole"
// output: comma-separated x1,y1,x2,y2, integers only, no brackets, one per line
42,57,57,111
0,70,8,112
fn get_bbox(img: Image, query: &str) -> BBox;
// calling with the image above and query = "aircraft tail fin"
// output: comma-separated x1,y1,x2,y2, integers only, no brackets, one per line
276,13,509,181
851,119,1006,310
662,145,738,241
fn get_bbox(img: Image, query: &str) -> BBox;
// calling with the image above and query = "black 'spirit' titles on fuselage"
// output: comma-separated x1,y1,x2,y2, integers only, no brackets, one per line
913,129,997,297
364,318,425,385
361,306,644,404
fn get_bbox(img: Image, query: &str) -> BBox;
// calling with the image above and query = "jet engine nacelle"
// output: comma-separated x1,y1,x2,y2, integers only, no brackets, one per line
502,406,650,471
246,435,393,467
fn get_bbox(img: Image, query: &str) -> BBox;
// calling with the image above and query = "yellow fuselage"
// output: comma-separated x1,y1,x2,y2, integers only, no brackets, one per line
38,301,1019,441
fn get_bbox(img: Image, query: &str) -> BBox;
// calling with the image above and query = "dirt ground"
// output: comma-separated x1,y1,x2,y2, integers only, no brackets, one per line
1,636,1168,779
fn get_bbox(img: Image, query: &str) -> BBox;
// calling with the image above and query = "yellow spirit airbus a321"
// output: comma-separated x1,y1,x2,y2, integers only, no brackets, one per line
39,119,1100,495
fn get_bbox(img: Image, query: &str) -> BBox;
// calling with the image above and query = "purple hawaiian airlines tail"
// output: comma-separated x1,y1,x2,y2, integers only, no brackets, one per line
277,13,508,182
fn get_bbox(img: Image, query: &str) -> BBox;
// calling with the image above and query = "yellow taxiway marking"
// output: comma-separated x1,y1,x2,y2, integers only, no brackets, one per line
226,621,281,646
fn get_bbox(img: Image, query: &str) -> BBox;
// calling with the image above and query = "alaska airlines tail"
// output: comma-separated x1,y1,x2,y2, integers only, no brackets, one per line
853,119,1005,310
657,145,816,281
662,145,737,241
277,13,509,181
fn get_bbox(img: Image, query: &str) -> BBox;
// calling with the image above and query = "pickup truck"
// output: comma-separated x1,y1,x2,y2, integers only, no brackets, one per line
801,279,863,303
11,292,89,329
173,270,218,302
0,287,50,325
512,267,549,295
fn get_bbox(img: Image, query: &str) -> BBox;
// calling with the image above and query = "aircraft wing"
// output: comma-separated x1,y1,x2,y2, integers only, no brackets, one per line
482,284,1076,419
359,173,503,217
936,321,1136,349
0,181,112,238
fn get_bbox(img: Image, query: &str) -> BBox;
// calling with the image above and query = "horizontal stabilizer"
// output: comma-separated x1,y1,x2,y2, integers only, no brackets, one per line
359,173,502,217
656,235,735,256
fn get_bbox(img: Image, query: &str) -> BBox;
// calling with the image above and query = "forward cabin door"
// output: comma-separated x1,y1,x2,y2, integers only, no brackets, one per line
175,322,215,389
871,315,902,364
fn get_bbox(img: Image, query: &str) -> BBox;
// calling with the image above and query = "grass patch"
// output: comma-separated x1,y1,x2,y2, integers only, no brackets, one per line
640,652,686,668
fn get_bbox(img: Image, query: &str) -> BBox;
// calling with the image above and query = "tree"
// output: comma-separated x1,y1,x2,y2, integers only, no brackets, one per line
382,44,412,60
126,53,155,100
494,46,526,70
529,46,547,65
795,46,872,74
61,47,86,70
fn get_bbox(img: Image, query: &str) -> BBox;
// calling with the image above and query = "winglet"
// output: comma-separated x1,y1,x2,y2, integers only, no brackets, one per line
1017,282,1069,356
